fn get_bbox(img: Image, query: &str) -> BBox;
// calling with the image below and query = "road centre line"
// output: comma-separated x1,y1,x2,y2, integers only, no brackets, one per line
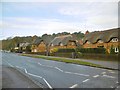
93,75,99,78
65,71,89,77
102,75,116,79
38,62,89,77
102,72,106,74
82,79,90,82
69,84,78,88
55,67,63,72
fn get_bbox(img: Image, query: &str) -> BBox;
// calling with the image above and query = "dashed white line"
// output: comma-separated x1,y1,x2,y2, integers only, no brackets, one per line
101,72,106,74
93,75,99,78
65,71,89,77
38,63,53,68
102,75,116,79
110,72,115,73
110,86,114,88
55,67,63,72
69,84,78,88
82,79,90,83
38,62,89,77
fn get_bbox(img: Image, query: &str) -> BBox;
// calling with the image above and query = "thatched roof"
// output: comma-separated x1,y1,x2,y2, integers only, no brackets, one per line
33,36,53,46
50,35,77,46
83,28,119,44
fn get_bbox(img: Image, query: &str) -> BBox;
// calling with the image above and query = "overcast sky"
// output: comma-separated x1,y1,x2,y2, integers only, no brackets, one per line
0,0,119,40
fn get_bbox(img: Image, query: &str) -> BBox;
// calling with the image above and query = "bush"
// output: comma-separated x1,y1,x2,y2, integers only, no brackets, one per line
50,48,58,53
57,48,75,53
76,47,106,54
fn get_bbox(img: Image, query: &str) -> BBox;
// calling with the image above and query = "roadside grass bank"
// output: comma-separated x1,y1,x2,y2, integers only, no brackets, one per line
21,54,118,70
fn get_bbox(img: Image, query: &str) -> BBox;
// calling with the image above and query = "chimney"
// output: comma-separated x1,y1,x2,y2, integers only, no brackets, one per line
85,30,89,35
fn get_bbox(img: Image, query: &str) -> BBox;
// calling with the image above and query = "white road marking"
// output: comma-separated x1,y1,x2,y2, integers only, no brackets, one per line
38,63,53,68
110,72,115,73
116,81,119,84
43,78,53,89
55,67,63,72
101,72,106,74
93,75,99,78
27,72,42,78
16,65,52,89
65,71,89,77
110,86,114,88
69,84,78,88
102,75,116,79
25,68,28,73
82,79,90,82
8,63,14,67
38,63,89,77
16,66,24,69
5,61,14,67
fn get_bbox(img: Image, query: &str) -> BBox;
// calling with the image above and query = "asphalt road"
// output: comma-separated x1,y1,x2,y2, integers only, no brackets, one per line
1,52,119,89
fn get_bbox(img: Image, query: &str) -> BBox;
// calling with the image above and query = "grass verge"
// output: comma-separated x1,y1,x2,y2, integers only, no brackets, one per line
21,54,102,67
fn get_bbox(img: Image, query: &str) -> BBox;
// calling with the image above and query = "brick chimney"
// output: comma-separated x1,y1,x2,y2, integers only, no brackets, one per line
85,30,89,35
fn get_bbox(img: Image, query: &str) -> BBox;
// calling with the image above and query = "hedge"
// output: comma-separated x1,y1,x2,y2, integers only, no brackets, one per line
76,47,106,54
57,48,75,53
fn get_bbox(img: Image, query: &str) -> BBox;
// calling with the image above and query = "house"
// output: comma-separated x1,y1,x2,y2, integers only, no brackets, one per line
14,42,30,53
82,28,120,53
31,37,53,52
49,35,78,52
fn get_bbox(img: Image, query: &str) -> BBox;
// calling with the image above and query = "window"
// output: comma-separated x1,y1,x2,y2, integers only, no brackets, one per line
112,38,118,42
86,41,91,44
60,43,63,46
115,47,119,53
98,40,103,43
71,42,75,45
51,44,54,46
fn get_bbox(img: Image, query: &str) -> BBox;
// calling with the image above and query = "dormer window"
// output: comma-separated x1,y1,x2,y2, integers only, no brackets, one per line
51,44,54,46
111,38,118,42
71,42,75,45
86,41,91,44
60,43,63,46
98,40,103,43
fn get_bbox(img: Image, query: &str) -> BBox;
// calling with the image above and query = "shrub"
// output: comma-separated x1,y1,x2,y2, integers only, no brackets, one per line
76,47,106,54
57,48,75,53
50,48,58,53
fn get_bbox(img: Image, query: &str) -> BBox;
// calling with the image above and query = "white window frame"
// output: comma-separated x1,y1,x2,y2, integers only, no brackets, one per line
115,47,119,53
86,41,91,44
112,38,118,42
98,40,103,43
60,43,63,46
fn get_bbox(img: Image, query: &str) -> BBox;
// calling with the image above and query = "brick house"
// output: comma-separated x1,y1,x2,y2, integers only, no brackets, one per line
82,28,120,53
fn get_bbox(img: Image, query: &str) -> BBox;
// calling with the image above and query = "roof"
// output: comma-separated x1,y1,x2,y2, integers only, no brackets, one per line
83,28,119,44
33,36,53,46
50,35,77,46
19,42,30,47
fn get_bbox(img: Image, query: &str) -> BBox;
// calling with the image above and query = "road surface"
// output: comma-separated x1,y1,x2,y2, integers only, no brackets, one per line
2,52,119,89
